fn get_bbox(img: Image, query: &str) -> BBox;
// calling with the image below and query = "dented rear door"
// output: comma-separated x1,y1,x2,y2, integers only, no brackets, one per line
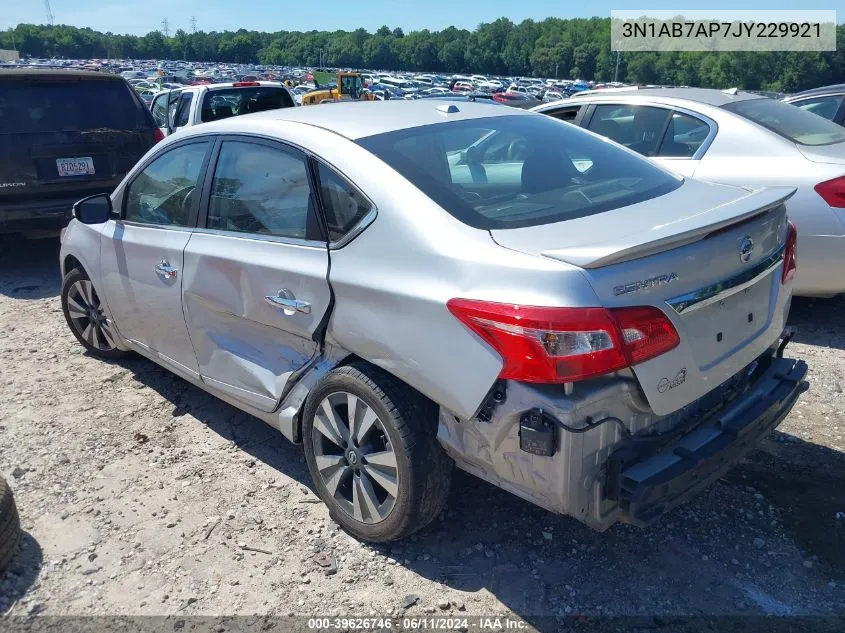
181,137,330,413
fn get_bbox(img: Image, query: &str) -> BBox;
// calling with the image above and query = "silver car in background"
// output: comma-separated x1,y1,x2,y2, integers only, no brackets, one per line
59,101,807,542
532,88,845,297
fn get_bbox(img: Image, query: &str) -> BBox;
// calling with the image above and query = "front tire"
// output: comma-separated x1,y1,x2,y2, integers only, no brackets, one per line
303,363,452,542
61,268,131,359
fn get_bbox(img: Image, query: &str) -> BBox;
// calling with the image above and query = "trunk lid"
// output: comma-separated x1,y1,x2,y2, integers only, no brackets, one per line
795,141,845,165
490,179,795,415
0,73,155,204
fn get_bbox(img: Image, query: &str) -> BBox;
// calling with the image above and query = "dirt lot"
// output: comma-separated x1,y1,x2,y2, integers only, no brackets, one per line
1,239,844,622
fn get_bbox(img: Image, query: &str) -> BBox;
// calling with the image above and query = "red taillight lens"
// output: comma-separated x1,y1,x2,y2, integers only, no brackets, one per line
153,128,165,144
782,221,798,284
814,176,845,208
446,299,679,383
612,306,681,365
232,81,261,87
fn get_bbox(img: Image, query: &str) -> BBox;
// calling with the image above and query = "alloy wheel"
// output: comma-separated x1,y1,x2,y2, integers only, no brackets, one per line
312,391,399,524
65,279,119,352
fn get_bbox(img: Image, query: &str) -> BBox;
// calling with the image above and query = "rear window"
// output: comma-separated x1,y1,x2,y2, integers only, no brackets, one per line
200,87,294,122
0,78,150,134
724,98,845,146
356,114,682,230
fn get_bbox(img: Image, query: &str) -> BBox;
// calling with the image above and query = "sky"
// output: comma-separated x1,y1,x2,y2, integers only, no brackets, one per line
2,1,841,36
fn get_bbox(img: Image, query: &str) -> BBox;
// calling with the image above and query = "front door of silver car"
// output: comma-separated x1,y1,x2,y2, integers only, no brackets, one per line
99,139,212,378
181,138,332,412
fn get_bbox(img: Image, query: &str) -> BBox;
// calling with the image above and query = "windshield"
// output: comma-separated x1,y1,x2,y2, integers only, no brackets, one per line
724,98,845,146
0,79,149,134
340,75,364,98
356,114,682,229
200,86,294,122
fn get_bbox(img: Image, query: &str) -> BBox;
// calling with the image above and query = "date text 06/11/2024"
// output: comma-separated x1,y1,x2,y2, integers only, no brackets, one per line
306,617,530,630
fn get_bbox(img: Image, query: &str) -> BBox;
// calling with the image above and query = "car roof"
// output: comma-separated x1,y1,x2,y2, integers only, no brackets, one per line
211,99,523,140
0,68,124,81
787,83,845,99
570,87,763,107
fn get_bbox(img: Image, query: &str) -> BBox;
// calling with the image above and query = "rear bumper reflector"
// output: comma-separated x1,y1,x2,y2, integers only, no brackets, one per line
605,355,808,527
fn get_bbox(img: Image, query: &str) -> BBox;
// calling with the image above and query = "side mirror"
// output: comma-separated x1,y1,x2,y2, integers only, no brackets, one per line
73,193,112,224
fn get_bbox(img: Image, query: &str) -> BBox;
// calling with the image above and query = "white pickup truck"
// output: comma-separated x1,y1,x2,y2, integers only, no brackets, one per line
150,81,297,137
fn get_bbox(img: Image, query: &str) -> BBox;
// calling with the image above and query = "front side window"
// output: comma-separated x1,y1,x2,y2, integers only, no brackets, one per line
357,115,681,230
207,141,314,239
174,92,193,128
151,94,168,127
791,94,844,121
124,141,210,226
724,97,845,146
315,163,373,242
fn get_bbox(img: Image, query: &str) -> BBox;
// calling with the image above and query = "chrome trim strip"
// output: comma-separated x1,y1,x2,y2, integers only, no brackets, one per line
666,245,785,315
329,207,378,249
190,227,327,248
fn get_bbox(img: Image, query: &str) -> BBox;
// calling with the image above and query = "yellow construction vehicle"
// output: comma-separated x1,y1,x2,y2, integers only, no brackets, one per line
301,72,376,105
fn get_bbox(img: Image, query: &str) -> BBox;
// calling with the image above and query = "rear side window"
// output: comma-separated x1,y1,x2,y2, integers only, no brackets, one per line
545,106,581,122
790,94,844,121
587,105,671,157
207,141,315,239
724,98,845,146
0,78,150,133
200,87,294,123
315,163,373,242
357,115,681,230
657,112,710,157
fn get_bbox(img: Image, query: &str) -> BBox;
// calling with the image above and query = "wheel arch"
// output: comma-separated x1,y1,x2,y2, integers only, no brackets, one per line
62,254,85,278
287,352,436,445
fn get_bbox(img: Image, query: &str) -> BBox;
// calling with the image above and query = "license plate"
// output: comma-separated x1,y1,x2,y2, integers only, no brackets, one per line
56,157,95,177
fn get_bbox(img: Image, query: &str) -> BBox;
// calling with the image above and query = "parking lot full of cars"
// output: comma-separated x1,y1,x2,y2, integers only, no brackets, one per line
0,55,844,622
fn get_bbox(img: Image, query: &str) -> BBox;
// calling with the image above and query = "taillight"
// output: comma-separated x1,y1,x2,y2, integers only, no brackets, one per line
814,176,845,208
233,81,261,87
782,221,797,284
446,299,679,383
153,128,165,144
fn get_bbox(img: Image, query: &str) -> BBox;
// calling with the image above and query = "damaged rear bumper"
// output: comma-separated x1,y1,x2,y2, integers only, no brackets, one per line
606,355,809,526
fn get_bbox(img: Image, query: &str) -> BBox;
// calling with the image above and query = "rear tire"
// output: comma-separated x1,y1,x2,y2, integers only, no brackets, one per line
302,363,452,542
61,268,131,360
0,478,21,573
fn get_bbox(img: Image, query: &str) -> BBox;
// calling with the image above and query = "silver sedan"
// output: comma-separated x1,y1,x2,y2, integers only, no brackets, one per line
533,88,845,297
60,101,806,541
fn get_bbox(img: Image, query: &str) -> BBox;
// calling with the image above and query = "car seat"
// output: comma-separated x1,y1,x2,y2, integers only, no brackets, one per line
521,149,579,194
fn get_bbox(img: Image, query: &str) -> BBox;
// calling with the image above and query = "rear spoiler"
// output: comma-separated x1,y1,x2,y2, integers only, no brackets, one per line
541,187,796,269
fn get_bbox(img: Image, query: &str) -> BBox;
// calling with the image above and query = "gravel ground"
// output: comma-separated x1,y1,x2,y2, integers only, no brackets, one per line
1,239,844,620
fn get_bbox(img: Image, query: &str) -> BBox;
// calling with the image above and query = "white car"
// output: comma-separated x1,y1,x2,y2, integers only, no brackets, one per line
533,88,845,297
150,81,297,137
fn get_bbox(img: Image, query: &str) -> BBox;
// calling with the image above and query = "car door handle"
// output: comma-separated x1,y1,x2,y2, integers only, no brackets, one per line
265,291,311,314
155,260,178,280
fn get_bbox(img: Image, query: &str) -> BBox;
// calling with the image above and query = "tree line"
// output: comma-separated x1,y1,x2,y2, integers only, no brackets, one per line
3,19,844,92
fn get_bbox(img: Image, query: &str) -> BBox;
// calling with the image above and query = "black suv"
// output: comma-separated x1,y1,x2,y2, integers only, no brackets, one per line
0,69,159,239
